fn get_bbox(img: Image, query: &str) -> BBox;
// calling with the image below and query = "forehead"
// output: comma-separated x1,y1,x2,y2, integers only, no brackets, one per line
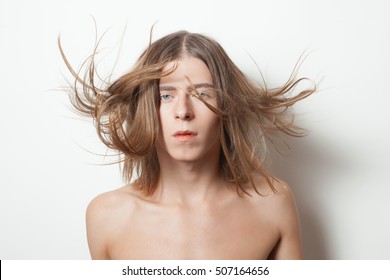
160,56,213,86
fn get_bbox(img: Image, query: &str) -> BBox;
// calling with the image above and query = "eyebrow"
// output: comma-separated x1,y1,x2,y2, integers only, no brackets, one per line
159,83,214,92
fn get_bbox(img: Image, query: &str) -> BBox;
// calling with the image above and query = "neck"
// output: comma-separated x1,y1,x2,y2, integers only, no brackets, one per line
153,154,226,207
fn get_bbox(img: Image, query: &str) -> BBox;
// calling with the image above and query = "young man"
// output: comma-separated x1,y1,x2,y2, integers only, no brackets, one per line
60,30,315,259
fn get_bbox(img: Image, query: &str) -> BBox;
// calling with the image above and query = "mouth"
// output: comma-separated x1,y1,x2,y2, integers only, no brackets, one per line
173,130,197,142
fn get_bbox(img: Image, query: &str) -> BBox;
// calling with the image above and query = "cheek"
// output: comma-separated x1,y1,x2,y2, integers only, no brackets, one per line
157,110,176,147
158,107,168,132
202,114,220,136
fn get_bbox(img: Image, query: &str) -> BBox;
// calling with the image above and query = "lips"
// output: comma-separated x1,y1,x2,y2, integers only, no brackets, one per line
173,130,197,142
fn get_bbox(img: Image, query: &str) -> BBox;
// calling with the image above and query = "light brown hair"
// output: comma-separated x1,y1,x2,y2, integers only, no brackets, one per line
59,30,316,196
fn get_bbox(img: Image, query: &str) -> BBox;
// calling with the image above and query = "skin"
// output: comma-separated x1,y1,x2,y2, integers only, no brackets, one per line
86,56,303,260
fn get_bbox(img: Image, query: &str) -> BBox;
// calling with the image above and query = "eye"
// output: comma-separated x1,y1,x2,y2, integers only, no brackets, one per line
160,94,172,101
191,90,210,99
199,91,209,98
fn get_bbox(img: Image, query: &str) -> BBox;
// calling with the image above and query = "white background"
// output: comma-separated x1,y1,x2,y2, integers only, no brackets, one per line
0,0,389,259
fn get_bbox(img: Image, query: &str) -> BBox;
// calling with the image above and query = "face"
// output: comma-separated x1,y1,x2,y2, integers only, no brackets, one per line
157,56,220,163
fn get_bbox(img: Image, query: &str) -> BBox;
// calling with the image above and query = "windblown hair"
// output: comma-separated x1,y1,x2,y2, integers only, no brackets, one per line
59,30,316,196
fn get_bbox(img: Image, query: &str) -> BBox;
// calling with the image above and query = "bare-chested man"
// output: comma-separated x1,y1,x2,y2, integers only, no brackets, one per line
60,30,315,259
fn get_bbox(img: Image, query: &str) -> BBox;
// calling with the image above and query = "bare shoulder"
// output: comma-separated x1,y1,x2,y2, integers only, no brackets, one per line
85,184,143,259
251,176,300,225
247,175,303,259
86,183,150,230
86,184,140,220
247,175,297,208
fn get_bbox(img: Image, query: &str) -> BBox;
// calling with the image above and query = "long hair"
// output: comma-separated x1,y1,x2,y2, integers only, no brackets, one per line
59,30,316,196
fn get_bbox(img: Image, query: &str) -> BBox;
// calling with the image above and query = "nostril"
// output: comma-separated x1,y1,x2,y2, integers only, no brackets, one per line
176,111,194,120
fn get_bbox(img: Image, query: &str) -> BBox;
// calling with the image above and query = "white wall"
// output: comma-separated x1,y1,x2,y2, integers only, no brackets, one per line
1,0,389,259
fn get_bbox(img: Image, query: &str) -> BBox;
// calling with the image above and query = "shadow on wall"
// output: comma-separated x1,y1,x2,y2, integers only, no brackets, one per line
268,133,349,260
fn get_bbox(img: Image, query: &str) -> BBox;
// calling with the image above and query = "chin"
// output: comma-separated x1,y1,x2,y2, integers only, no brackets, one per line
171,154,202,163
158,144,220,164
167,150,208,162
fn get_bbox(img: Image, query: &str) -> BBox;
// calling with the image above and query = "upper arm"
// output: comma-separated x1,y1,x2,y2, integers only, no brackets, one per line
268,181,303,260
86,194,111,260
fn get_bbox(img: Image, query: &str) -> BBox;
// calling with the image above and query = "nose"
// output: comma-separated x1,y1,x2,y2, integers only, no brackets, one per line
175,93,194,121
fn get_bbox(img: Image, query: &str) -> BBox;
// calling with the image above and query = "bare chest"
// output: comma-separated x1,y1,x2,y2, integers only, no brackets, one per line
107,205,279,260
